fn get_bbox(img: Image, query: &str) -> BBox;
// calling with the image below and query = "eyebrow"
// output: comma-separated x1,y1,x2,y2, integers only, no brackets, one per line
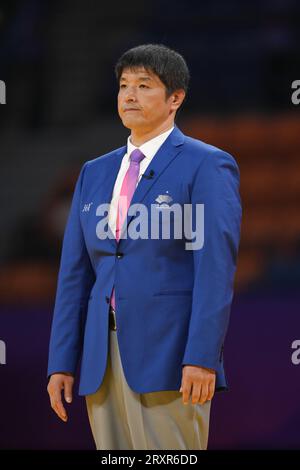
120,76,152,82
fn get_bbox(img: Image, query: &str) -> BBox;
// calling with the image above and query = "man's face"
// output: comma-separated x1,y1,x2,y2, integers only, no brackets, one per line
118,67,180,133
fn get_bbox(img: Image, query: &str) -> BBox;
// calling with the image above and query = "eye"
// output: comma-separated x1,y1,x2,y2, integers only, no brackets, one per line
119,84,126,89
139,84,149,88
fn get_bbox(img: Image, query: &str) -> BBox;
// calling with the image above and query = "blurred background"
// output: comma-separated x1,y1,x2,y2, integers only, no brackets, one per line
0,0,300,450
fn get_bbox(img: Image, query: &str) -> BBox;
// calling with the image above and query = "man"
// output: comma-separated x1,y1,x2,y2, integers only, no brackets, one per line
47,44,242,450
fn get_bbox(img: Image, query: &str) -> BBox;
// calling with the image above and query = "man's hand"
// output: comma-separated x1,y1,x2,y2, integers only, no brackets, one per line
47,372,74,422
179,365,216,405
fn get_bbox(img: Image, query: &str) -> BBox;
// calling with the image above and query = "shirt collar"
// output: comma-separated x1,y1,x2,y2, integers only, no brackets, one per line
126,126,175,162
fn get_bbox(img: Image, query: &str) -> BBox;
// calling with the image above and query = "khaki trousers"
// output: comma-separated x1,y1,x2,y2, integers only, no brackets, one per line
85,328,211,450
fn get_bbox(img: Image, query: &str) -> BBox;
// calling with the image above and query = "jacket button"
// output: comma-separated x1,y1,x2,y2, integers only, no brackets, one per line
116,252,124,259
105,296,110,303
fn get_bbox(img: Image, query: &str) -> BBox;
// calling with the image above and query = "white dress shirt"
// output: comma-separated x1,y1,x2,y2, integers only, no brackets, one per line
108,126,174,236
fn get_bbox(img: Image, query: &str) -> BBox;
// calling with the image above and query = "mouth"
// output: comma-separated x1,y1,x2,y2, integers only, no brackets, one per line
124,108,140,112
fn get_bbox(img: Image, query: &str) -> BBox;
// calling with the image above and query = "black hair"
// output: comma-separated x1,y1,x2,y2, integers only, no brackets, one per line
115,44,190,103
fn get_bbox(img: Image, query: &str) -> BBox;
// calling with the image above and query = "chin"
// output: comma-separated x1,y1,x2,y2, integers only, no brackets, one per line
121,118,133,129
121,116,142,129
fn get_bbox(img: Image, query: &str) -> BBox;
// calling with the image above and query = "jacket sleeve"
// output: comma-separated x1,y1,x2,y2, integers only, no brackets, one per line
182,149,242,371
47,161,96,378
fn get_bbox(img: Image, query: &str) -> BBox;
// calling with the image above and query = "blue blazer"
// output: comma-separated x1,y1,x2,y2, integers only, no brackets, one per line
47,125,242,395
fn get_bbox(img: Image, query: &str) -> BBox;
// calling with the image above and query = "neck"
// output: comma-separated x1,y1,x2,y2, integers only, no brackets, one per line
130,121,175,147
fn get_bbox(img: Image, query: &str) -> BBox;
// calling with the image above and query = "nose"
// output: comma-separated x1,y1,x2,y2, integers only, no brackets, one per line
124,86,137,103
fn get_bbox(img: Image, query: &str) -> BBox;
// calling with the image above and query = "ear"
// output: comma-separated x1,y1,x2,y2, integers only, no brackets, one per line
170,89,186,112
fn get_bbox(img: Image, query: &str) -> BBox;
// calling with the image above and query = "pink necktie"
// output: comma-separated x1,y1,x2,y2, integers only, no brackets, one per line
110,149,146,310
